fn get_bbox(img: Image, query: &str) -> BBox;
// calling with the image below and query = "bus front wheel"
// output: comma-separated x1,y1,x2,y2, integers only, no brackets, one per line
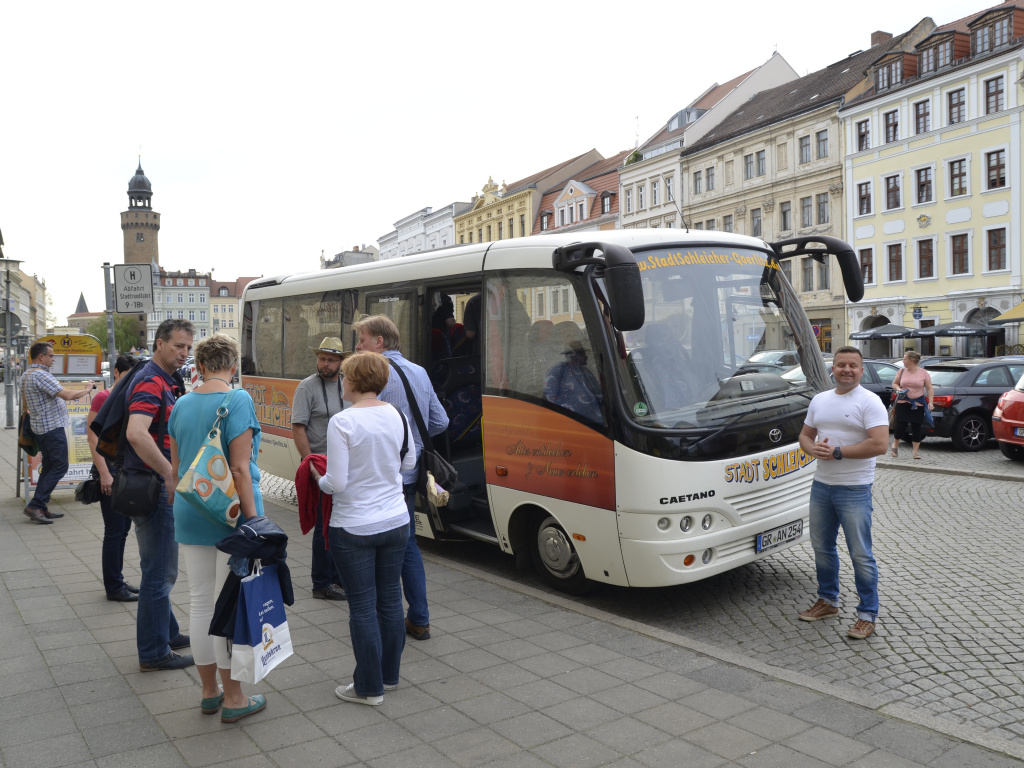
530,515,591,595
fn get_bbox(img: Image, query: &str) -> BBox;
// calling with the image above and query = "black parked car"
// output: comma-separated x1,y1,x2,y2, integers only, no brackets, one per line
922,358,1024,451
782,358,900,410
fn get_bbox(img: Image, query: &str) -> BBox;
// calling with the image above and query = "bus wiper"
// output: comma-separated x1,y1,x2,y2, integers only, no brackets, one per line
685,391,809,456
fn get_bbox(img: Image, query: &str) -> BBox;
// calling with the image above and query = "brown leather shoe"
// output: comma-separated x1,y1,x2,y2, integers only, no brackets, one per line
23,506,53,525
848,619,876,639
798,598,839,622
42,509,64,519
405,617,430,641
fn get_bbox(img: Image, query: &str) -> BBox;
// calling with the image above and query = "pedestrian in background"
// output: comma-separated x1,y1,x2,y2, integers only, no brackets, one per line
889,350,934,460
21,341,96,524
798,346,889,640
169,333,266,722
312,351,416,705
87,354,139,600
291,337,348,601
355,315,448,642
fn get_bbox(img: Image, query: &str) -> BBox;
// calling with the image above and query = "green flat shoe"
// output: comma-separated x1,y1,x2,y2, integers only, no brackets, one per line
221,694,266,723
201,688,225,714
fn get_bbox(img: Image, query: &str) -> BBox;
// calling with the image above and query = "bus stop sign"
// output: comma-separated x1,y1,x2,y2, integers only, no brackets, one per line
113,264,154,314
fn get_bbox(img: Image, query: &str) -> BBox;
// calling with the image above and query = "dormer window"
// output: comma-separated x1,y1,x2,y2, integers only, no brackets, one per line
876,58,902,90
219,287,229,296
973,15,1010,54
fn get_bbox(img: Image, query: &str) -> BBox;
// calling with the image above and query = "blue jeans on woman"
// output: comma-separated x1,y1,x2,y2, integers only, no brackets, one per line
99,491,132,595
132,485,182,664
809,480,879,622
329,523,408,697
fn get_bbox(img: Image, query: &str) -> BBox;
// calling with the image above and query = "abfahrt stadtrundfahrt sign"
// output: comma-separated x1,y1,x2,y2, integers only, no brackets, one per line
113,264,154,315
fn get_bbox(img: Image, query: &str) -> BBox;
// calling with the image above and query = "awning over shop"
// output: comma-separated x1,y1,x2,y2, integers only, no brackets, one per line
990,303,1024,325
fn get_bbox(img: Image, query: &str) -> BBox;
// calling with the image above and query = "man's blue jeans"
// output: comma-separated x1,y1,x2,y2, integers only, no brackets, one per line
311,497,343,591
29,427,69,511
99,491,132,595
402,484,429,627
329,523,408,697
809,480,879,621
132,485,181,664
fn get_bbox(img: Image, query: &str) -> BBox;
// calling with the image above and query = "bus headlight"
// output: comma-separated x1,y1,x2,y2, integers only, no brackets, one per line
657,517,671,531
680,516,692,532
701,514,713,530
702,548,713,564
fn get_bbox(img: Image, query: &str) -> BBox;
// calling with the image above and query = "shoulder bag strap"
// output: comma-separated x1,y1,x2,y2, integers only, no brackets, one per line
116,375,167,470
393,405,410,462
387,359,433,452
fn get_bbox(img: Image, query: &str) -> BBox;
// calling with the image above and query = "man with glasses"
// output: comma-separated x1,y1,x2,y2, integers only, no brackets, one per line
21,342,96,524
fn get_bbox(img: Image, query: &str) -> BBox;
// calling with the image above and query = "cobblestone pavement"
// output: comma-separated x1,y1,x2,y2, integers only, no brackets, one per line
260,438,1024,745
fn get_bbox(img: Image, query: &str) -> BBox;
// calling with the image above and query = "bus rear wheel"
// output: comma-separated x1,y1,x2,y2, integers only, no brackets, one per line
530,515,591,595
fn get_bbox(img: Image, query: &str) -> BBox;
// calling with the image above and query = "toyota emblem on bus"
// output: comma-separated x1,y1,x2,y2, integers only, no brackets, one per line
769,428,782,443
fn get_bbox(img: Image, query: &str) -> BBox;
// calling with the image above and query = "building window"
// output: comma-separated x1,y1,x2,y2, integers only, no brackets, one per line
860,249,873,284
188,310,195,321
988,228,1007,271
920,47,935,73
857,120,870,151
166,310,173,320
213,304,219,313
706,166,715,191
876,59,902,90
625,189,632,213
816,193,829,224
780,201,792,231
948,89,965,124
802,258,814,292
816,130,828,159
885,175,901,210
478,229,483,242
520,214,525,237
986,150,1006,189
188,293,195,303
177,293,184,303
601,196,610,214
918,240,934,278
693,171,702,194
916,168,933,203
177,310,184,319
651,180,659,206
938,41,952,67
857,182,872,215
638,185,645,208
949,159,967,197
228,305,234,313
705,219,715,231
693,222,703,230
744,154,754,179
723,215,733,233
914,101,930,134
888,244,903,282
781,259,793,285
751,208,762,237
487,225,492,240
818,260,829,290
578,202,584,220
799,136,811,164
498,222,503,239
666,177,674,201
884,110,899,143
951,234,970,274
985,77,1005,114
541,214,548,231
800,196,812,227
756,150,766,176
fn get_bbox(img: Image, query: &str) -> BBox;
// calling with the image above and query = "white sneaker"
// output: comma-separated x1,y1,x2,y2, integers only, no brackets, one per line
335,684,383,706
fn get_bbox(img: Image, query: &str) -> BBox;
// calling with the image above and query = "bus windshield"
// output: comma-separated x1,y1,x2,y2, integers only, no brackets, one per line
609,246,829,438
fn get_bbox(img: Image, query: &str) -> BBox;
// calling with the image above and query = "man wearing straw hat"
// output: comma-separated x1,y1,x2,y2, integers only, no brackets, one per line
292,337,349,600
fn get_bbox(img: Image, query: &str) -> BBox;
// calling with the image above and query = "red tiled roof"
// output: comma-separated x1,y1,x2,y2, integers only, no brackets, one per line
532,150,631,234
505,150,599,194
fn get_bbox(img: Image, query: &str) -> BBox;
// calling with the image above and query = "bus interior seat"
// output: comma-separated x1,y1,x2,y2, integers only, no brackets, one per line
430,355,482,447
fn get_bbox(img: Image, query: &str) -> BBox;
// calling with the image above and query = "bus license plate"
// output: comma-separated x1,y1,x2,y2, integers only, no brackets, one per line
756,520,803,553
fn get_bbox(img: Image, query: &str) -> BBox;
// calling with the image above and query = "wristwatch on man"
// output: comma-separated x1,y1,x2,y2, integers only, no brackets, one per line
832,445,843,461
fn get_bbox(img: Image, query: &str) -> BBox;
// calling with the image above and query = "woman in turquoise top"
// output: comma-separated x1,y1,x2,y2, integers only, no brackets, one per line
168,333,266,724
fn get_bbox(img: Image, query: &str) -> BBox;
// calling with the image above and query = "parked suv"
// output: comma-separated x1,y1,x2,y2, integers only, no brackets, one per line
922,358,1024,451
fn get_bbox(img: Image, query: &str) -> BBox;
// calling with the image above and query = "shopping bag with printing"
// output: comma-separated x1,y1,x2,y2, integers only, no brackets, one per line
230,561,293,683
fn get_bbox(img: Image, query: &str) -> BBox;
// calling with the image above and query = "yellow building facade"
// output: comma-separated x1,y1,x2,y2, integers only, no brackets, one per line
840,4,1023,358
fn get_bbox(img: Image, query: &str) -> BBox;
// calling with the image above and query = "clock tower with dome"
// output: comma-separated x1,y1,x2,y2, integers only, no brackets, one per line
120,160,160,265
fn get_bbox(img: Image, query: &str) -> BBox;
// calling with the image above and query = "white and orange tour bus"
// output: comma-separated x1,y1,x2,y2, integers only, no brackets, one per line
241,230,863,593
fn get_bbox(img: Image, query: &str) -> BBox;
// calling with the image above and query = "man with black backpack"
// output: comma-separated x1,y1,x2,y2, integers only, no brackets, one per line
355,315,448,641
124,319,196,672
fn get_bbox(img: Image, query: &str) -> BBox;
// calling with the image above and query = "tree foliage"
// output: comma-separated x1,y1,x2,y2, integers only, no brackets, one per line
84,314,143,354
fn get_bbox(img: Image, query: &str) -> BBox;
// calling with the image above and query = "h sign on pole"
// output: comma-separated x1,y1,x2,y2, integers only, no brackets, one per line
113,264,155,315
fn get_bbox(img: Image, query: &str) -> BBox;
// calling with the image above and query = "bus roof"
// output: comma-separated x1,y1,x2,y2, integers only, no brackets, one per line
243,229,772,299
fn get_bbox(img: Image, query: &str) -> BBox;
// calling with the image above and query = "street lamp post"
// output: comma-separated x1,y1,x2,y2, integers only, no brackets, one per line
2,256,24,429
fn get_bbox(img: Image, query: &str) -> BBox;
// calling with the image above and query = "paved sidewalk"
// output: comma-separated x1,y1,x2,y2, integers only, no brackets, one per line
2,426,1022,767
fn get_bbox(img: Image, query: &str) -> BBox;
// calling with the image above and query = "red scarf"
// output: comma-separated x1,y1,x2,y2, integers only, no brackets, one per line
295,454,331,547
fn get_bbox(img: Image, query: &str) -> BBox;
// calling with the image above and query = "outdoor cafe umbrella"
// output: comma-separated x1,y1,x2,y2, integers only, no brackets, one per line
849,323,915,340
989,303,1024,325
910,321,1004,337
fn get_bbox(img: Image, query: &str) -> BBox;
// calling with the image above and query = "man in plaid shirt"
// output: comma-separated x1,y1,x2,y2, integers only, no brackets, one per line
21,341,96,524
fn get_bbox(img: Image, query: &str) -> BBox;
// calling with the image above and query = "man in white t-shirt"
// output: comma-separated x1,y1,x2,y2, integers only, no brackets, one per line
797,347,889,640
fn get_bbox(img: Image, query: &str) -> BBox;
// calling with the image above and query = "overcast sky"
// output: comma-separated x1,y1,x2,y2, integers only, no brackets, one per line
1,0,977,324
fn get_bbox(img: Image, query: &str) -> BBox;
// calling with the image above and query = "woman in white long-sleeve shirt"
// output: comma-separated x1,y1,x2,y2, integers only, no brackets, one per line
310,351,416,706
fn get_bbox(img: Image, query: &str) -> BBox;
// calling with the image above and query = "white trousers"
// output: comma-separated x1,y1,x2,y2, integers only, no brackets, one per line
180,544,232,668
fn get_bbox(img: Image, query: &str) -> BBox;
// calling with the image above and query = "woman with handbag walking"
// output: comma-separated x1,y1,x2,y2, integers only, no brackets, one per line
86,355,140,601
168,333,267,724
889,350,935,460
311,351,417,706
